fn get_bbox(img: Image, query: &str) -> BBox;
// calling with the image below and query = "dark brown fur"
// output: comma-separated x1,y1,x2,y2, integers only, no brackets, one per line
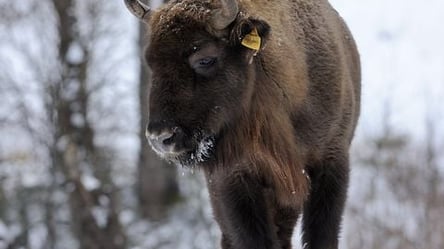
130,0,360,248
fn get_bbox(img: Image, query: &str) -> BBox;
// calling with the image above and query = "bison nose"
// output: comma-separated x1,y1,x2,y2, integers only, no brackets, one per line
146,125,182,156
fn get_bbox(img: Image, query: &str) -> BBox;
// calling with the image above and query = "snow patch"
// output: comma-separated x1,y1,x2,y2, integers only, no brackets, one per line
81,174,100,191
195,136,215,163
70,113,85,127
92,206,109,228
66,42,84,64
0,221,21,247
188,135,215,164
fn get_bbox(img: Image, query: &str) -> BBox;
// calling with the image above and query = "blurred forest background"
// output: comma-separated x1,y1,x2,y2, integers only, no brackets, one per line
0,0,442,249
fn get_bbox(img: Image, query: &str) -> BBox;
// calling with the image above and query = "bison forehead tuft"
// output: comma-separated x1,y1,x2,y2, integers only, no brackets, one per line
152,0,217,32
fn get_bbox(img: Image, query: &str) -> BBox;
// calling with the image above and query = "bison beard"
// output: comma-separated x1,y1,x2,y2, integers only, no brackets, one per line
125,0,361,249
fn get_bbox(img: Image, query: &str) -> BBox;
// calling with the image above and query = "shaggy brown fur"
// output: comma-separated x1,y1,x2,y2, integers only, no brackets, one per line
126,0,360,248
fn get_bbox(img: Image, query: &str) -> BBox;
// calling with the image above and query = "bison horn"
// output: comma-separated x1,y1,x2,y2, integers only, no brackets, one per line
124,0,152,23
211,0,239,30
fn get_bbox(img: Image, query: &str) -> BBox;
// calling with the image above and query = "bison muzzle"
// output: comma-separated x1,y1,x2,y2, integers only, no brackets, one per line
125,0,361,248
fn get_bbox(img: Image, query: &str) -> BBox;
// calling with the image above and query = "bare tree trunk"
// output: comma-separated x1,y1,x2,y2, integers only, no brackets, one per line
136,0,180,220
43,188,57,249
0,178,6,220
50,0,126,248
423,113,442,249
17,188,30,249
6,187,31,249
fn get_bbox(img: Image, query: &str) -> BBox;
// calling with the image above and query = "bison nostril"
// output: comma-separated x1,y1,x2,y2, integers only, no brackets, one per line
146,126,182,155
158,132,175,145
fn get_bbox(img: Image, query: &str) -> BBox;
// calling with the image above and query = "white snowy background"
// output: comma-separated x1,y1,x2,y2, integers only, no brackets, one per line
0,0,443,248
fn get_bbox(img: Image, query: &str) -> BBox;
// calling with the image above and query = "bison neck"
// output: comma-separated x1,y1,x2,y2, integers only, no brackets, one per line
212,59,309,207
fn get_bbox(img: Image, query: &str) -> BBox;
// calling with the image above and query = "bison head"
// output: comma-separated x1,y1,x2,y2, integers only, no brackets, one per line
126,0,270,166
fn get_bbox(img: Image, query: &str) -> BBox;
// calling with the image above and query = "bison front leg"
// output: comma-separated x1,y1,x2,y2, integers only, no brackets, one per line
207,171,280,249
275,206,300,249
302,153,350,249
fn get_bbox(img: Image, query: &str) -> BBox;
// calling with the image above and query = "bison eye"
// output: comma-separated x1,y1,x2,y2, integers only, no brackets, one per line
190,56,218,76
197,57,217,67
188,43,220,76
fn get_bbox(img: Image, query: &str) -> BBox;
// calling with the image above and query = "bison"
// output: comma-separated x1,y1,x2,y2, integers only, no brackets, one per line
125,0,360,248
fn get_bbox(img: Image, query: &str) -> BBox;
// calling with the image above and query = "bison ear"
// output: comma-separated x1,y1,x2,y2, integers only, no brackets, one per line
230,18,270,57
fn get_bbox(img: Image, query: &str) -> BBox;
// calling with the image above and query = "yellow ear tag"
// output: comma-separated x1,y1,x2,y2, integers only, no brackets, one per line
241,28,261,51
